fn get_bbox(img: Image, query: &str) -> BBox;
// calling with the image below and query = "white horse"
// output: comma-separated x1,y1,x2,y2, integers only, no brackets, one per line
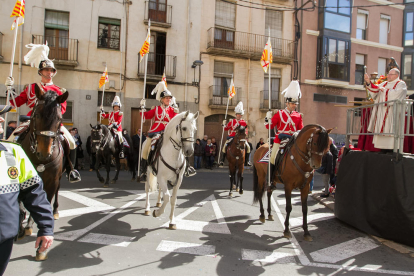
144,110,198,229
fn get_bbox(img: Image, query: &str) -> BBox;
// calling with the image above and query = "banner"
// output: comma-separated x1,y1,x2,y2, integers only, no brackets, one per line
260,37,273,73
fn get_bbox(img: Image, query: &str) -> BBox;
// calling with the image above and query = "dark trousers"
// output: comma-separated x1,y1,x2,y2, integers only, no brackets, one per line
0,238,14,276
207,156,214,168
90,154,96,170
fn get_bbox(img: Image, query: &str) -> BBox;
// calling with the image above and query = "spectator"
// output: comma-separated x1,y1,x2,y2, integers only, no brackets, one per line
194,139,203,169
211,137,218,164
245,138,253,166
317,138,334,198
69,128,82,170
200,135,208,168
256,138,265,149
86,135,96,172
5,121,16,140
132,129,146,171
205,138,216,170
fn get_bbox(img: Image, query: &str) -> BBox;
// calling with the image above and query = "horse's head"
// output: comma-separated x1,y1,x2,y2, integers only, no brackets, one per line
305,125,333,169
32,84,68,160
234,125,247,150
90,124,105,153
166,110,198,157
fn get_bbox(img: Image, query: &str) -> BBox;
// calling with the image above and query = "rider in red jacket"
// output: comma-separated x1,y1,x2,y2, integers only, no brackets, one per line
101,96,125,158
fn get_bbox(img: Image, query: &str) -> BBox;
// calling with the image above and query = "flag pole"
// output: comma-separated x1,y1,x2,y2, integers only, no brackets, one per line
99,63,107,124
4,22,20,131
267,28,272,187
218,75,232,166
138,20,150,180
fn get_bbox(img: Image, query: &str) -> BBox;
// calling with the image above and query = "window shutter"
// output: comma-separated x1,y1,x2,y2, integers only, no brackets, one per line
357,14,366,30
215,1,235,29
378,58,387,76
45,10,70,30
214,61,234,77
355,54,365,65
265,9,283,38
99,17,121,26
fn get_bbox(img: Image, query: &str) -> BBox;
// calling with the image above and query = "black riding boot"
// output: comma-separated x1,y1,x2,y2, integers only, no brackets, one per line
119,143,125,159
184,157,196,177
219,153,226,167
66,149,81,183
269,163,277,191
138,159,148,182
245,152,252,166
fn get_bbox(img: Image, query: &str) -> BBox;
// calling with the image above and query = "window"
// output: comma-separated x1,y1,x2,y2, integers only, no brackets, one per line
147,32,166,75
403,54,412,89
379,15,390,44
378,58,387,76
265,9,283,38
356,10,368,40
213,61,233,96
405,12,413,46
63,101,73,122
45,10,69,60
98,17,121,50
148,0,167,23
355,54,365,85
314,93,347,103
323,0,351,33
97,91,116,107
317,37,350,81
215,0,235,29
145,84,157,99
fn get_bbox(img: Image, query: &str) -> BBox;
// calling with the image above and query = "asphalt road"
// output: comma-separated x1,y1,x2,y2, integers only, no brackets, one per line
5,168,414,276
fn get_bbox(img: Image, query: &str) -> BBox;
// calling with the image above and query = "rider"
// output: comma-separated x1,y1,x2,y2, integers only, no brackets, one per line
4,43,80,183
265,80,304,190
100,96,124,159
219,101,252,167
138,81,196,180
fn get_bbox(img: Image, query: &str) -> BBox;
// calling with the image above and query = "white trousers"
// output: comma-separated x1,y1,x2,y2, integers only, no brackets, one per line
60,126,76,150
222,139,251,153
270,143,280,165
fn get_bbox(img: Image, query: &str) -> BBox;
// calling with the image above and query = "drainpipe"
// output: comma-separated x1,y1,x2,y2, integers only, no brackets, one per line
184,0,190,110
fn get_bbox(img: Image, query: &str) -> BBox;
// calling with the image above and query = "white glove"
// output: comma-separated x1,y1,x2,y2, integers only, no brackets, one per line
140,99,146,107
5,77,14,87
173,107,179,113
266,111,272,121
222,120,227,127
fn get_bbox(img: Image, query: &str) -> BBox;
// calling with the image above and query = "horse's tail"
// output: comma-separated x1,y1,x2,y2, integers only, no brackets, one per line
253,164,263,204
124,135,135,174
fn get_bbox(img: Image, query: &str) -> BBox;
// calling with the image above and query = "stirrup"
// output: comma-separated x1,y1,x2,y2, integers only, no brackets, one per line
68,170,81,183
247,161,252,167
119,152,125,159
219,161,224,167
184,166,196,177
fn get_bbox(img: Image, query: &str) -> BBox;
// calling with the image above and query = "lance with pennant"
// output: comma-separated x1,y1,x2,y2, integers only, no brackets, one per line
99,64,109,123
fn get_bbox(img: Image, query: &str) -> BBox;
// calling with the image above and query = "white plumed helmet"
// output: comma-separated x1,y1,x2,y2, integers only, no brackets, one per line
151,81,173,102
24,43,50,68
281,80,302,104
112,96,122,107
234,101,244,115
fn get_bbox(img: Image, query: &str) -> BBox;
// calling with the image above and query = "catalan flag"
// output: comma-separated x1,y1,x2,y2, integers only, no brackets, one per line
228,78,236,100
162,67,167,87
139,28,151,63
99,67,109,88
10,0,25,30
11,16,24,30
260,37,273,73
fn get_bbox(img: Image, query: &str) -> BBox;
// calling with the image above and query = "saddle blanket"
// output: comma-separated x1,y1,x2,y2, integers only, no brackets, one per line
123,139,130,148
258,150,270,164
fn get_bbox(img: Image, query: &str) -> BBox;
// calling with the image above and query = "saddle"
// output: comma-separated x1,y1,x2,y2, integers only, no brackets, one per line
274,133,297,173
148,133,164,176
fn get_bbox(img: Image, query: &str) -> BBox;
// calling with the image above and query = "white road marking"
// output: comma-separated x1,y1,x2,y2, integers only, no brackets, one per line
310,237,380,263
161,194,231,234
58,191,115,218
55,193,146,242
156,240,215,256
78,233,135,247
289,213,335,228
241,249,296,264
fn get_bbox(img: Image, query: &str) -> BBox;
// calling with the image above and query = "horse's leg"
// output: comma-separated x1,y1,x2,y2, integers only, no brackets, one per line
25,215,34,236
229,169,234,197
144,175,152,216
95,154,104,183
168,181,182,230
153,180,170,218
112,156,120,184
53,186,60,220
283,187,293,239
104,156,111,187
238,167,244,195
156,188,162,207
301,187,312,241
266,188,274,221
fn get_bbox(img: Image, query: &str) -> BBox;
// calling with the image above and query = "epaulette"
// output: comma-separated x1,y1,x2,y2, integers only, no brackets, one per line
59,87,67,93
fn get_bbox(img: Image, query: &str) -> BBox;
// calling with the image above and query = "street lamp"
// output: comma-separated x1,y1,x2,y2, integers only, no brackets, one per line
192,60,203,87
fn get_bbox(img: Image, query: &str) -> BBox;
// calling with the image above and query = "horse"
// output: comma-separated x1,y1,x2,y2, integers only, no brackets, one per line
18,85,68,237
225,125,247,197
253,124,332,241
144,110,198,230
90,124,136,187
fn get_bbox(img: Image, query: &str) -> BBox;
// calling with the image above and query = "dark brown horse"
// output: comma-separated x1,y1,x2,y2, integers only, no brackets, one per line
253,124,332,241
226,125,247,197
19,84,67,237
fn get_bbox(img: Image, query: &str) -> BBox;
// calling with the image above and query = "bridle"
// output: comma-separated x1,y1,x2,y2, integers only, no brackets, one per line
91,127,111,152
169,116,195,151
228,126,246,161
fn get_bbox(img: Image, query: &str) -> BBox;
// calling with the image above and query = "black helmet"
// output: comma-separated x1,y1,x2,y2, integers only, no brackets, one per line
286,97,299,104
38,59,57,77
159,89,173,100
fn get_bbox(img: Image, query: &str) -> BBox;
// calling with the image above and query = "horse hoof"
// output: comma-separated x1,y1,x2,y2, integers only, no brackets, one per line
53,213,59,220
259,216,266,223
268,215,274,221
99,178,104,183
232,185,236,189
153,210,157,217
156,203,162,207
283,231,292,239
103,184,109,188
25,228,33,236
169,224,177,230
239,190,243,195
236,188,239,192
304,235,313,242
144,210,151,216
131,178,135,181
111,180,116,184
229,192,232,197
35,251,48,261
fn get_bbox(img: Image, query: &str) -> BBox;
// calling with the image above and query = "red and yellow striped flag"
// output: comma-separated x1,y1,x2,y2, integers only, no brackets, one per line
162,67,167,87
10,0,25,30
260,37,273,73
228,78,236,100
99,67,109,88
139,28,151,63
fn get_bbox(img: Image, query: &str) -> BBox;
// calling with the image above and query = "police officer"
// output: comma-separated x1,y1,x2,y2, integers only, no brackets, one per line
0,105,54,275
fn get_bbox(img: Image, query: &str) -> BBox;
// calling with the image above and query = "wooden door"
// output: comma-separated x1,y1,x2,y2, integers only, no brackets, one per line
214,28,234,50
45,29,68,60
131,108,152,136
204,114,235,162
149,0,167,23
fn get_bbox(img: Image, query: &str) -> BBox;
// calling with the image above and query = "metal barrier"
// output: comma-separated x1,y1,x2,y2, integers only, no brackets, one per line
345,99,414,155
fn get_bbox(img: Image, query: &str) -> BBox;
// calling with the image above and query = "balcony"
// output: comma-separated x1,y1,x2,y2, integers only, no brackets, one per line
209,85,241,109
260,90,283,111
32,35,78,67
137,53,176,80
144,1,172,28
0,32,3,61
207,27,295,63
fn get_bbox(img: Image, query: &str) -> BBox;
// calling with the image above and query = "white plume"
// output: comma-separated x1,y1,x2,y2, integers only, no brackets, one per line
24,43,50,68
151,81,169,101
281,80,302,100
234,101,244,115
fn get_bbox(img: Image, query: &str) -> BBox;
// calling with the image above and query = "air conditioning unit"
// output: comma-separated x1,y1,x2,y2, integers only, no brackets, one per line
109,80,115,89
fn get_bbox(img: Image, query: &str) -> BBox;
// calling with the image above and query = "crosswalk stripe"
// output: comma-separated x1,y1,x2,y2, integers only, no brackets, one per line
289,213,335,227
78,233,135,247
241,249,296,264
156,240,215,256
58,191,115,218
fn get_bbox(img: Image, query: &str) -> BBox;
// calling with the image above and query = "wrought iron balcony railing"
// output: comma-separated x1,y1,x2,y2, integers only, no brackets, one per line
137,53,176,79
32,35,78,66
209,85,241,108
144,1,172,28
207,27,295,62
260,90,283,110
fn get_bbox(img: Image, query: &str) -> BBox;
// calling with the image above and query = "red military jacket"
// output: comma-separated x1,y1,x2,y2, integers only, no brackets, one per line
140,105,178,133
224,118,247,137
101,110,123,132
266,108,304,143
10,83,67,116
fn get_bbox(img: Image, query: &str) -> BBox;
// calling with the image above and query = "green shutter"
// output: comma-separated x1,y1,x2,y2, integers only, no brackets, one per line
99,17,121,26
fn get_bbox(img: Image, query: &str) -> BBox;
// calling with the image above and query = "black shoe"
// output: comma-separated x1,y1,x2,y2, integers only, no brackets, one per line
320,193,330,198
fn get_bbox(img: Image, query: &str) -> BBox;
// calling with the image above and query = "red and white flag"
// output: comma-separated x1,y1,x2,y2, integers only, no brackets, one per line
162,67,167,87
99,67,109,88
260,37,273,73
10,0,25,30
139,28,151,63
228,78,236,100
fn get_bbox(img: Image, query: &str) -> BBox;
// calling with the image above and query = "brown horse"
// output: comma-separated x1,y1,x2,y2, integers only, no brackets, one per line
226,125,247,197
253,124,332,241
18,85,67,237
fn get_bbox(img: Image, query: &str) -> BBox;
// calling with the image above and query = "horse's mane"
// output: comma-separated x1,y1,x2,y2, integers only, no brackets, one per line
41,90,60,128
164,111,197,134
99,124,110,135
300,124,329,152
